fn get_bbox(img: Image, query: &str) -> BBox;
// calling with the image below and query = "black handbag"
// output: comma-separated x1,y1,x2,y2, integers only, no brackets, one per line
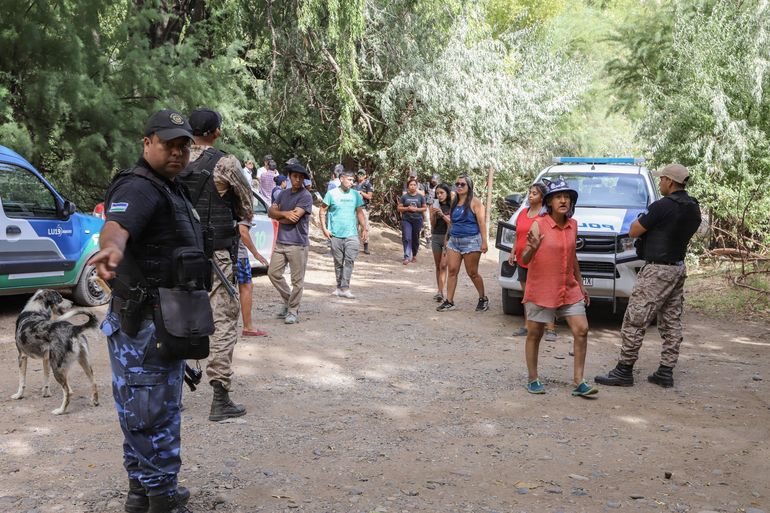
153,288,214,360
501,260,517,278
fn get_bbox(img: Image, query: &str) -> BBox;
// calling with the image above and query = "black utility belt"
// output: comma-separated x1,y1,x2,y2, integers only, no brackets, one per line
646,260,684,267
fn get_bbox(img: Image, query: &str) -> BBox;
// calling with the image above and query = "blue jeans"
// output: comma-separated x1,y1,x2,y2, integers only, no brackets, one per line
101,312,185,496
401,217,423,259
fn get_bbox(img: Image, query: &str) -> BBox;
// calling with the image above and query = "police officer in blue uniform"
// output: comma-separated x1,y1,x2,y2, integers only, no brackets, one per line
90,109,204,513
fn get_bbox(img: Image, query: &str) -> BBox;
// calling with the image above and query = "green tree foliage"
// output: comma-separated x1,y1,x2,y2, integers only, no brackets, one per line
0,0,253,206
380,14,585,200
609,0,770,245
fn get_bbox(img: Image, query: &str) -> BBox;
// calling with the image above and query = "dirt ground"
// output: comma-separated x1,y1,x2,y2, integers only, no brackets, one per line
1,222,769,513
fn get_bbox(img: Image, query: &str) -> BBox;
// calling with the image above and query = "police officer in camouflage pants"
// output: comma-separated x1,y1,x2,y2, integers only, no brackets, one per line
181,108,254,422
595,164,701,389
91,110,197,513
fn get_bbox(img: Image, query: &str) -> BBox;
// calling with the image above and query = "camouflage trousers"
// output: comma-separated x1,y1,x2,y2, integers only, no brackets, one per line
619,263,687,368
206,249,240,390
101,312,185,495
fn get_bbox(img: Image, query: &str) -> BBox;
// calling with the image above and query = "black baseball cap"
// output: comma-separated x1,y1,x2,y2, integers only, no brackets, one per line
285,163,310,179
189,108,222,136
144,109,194,141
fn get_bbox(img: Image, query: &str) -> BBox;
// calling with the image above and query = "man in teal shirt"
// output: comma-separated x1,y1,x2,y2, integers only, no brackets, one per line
320,169,367,298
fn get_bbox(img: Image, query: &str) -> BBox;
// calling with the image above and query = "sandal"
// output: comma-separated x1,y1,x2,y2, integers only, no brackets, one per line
242,329,268,337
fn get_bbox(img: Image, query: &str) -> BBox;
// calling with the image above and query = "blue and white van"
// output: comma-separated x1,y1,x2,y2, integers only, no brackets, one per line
496,157,659,315
0,145,108,305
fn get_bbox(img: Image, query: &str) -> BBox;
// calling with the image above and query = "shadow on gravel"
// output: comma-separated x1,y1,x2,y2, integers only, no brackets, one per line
0,294,29,315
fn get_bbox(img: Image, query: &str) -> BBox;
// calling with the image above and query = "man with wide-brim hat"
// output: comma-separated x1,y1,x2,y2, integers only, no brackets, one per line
267,162,314,324
596,163,701,389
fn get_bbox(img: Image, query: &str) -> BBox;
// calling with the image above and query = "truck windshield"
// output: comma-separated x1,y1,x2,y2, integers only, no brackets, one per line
542,173,648,208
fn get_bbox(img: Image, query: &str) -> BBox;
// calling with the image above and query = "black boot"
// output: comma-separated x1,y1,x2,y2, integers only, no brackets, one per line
594,363,634,386
126,480,190,513
147,490,192,513
125,478,148,513
363,242,370,255
209,380,246,421
648,365,674,388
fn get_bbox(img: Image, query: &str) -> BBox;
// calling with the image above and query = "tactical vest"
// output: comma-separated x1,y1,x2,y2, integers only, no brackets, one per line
105,164,204,289
642,192,701,263
177,147,238,254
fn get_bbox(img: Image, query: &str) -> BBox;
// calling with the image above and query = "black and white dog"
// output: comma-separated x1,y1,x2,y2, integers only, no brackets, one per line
12,289,99,415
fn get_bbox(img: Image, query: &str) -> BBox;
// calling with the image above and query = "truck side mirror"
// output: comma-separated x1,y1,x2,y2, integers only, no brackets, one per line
504,194,523,210
60,200,77,219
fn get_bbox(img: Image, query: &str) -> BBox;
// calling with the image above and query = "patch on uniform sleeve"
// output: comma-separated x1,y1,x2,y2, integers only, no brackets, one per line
108,202,129,213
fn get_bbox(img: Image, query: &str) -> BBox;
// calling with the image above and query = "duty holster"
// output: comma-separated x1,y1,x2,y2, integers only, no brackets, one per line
117,286,148,338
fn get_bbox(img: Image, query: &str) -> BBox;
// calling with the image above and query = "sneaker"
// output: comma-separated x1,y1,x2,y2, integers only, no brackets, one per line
276,306,289,319
433,293,444,302
284,313,299,324
544,329,557,342
526,379,545,394
339,289,356,299
332,288,341,296
571,380,599,397
436,299,455,312
475,296,489,312
511,327,528,336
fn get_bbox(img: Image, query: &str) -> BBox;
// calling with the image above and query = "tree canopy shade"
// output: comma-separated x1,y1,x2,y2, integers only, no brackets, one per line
1,0,766,249
608,0,770,245
380,18,584,184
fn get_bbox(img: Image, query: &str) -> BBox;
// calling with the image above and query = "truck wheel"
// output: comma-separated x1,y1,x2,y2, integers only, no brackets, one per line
501,289,524,316
72,263,110,306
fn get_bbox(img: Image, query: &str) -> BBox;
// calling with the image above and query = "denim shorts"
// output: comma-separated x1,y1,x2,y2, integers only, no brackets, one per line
525,300,586,324
235,258,252,285
446,233,482,254
431,233,447,254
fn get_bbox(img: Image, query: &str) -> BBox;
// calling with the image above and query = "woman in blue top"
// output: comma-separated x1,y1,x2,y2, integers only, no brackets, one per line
437,174,489,312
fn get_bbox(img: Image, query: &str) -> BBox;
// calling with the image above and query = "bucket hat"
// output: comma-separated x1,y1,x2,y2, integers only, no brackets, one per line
542,176,578,218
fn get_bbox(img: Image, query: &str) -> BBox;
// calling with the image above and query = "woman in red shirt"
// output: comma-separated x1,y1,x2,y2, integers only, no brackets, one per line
508,183,556,339
520,177,598,397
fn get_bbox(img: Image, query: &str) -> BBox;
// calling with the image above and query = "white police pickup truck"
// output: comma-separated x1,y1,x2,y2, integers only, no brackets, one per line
496,157,659,315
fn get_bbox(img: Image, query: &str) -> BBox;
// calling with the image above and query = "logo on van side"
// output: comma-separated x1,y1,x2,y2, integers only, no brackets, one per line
48,225,74,236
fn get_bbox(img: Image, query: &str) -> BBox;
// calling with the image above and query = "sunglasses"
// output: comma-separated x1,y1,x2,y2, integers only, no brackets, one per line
455,182,467,187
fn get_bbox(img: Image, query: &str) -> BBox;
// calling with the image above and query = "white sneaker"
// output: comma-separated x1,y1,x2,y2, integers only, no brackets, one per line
332,288,341,296
339,289,356,299
284,313,298,324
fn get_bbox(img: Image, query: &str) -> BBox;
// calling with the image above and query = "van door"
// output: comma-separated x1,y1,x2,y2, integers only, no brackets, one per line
0,161,75,288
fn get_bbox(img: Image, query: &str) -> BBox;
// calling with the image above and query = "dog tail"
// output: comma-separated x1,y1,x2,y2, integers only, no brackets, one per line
63,311,99,336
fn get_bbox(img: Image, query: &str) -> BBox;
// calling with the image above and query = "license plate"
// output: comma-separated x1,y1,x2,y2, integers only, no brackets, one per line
582,277,593,287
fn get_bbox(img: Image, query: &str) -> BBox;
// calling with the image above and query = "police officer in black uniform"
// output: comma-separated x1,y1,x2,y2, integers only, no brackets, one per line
90,109,207,513
596,163,701,389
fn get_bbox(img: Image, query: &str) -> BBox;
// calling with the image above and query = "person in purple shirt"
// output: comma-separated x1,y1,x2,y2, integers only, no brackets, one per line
267,163,313,324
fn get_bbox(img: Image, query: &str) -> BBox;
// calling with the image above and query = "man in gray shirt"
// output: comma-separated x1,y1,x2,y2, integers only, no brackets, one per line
267,162,314,324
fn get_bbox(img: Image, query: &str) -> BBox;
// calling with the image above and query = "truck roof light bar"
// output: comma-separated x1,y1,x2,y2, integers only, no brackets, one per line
552,157,645,165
